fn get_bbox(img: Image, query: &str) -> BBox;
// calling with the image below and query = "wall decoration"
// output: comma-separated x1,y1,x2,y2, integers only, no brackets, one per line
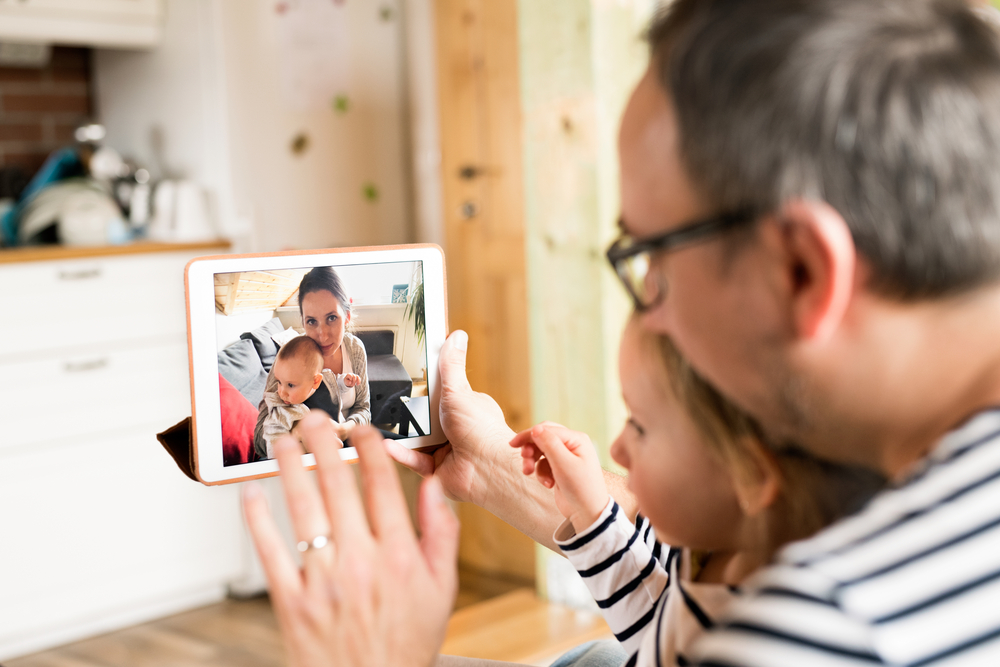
290,132,310,155
391,283,408,303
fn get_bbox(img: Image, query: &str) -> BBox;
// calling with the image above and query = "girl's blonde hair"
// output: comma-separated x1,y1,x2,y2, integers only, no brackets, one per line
634,318,883,558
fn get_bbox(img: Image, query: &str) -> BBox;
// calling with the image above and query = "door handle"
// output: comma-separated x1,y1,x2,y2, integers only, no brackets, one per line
460,201,479,219
58,268,102,281
458,165,500,180
64,358,109,373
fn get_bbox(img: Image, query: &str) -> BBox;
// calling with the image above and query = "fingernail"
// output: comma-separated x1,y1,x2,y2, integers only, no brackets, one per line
452,330,468,351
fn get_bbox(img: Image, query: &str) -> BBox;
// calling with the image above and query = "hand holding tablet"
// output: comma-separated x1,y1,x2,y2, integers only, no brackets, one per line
185,244,449,485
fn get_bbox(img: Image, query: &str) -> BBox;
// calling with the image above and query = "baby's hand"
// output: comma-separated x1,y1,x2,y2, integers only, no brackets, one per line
342,373,362,388
509,423,610,534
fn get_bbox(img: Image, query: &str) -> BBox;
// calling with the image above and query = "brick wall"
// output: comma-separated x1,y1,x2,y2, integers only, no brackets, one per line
0,47,93,181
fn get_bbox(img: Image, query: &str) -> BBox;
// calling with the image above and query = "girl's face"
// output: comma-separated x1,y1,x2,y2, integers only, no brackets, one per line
611,322,746,551
301,290,350,359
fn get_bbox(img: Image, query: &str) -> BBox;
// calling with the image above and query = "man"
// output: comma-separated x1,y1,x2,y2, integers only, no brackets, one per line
616,1,1000,663
244,0,1000,664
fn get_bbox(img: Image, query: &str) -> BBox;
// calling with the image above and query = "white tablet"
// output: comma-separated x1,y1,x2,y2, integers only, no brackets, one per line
185,244,448,484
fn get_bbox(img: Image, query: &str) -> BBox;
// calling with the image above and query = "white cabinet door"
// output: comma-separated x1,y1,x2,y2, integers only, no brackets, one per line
0,338,192,451
0,251,195,359
0,428,243,659
0,0,163,48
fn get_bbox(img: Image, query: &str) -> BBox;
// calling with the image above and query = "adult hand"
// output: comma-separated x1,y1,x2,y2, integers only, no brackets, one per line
243,414,460,667
385,330,516,507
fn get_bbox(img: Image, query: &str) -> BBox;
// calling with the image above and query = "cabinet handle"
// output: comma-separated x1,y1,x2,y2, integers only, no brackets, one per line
58,268,102,281
64,358,109,373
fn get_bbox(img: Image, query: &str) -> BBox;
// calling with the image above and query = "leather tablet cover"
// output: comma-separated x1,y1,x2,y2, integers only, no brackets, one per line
156,417,198,482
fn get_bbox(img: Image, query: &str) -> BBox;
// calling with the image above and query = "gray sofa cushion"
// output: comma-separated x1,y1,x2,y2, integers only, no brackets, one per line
218,338,267,408
239,317,285,373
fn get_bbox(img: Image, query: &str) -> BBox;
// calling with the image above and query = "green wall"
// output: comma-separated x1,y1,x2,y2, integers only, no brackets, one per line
518,0,656,603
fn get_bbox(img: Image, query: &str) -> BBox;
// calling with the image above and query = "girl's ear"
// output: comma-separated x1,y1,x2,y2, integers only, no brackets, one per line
733,440,781,517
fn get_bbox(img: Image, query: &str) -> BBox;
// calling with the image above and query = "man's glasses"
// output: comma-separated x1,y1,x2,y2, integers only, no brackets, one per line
606,210,756,310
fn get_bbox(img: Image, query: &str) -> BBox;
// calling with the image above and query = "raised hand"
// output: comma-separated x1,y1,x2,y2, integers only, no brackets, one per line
243,414,459,667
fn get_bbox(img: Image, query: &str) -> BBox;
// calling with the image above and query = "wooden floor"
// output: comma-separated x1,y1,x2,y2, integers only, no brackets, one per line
441,590,612,666
7,571,611,667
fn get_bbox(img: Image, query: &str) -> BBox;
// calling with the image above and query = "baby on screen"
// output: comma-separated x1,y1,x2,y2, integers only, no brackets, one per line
261,335,359,458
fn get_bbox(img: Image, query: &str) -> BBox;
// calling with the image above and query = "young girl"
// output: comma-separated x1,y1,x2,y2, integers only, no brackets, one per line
510,316,883,666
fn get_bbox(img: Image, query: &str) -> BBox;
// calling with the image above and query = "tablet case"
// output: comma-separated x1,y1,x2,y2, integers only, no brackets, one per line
156,417,199,482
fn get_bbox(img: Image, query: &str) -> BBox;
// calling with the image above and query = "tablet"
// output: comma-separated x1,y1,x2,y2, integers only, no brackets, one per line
185,244,448,484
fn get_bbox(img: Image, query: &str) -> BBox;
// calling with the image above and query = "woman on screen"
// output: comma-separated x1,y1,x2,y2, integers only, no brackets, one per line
253,266,371,458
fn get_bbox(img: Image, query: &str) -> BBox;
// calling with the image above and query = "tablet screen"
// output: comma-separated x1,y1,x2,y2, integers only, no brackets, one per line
213,260,430,466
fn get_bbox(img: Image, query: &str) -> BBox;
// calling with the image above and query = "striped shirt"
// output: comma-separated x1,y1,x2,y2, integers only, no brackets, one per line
690,408,1000,666
555,497,738,666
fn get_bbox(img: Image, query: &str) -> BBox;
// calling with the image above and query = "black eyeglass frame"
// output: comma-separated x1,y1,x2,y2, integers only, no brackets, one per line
606,209,757,310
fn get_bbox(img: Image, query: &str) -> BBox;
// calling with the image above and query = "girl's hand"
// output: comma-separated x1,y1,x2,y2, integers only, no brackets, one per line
509,423,610,534
342,373,362,388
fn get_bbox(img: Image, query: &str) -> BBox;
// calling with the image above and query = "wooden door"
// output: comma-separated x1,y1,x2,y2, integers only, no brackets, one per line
435,0,536,583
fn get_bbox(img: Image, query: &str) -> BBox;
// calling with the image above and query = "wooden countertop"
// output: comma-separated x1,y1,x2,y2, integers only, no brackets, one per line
0,239,231,264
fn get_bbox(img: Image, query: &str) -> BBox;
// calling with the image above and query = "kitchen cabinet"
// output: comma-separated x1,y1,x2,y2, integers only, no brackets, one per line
0,242,243,662
0,0,162,49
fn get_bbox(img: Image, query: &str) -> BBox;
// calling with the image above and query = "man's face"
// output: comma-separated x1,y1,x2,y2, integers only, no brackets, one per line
618,67,791,438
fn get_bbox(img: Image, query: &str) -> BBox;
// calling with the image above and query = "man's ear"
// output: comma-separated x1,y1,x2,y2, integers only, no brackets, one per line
733,441,781,517
777,200,856,342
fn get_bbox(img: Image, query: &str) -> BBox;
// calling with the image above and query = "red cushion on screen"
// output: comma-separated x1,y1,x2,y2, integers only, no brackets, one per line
219,373,257,466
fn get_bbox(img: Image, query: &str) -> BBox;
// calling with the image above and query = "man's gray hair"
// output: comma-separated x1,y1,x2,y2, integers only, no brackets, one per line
651,0,1000,299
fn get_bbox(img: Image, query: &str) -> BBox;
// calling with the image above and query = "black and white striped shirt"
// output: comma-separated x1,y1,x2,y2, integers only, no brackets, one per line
555,497,738,666
690,408,1000,666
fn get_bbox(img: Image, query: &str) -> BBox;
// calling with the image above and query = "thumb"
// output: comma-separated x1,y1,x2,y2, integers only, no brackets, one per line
418,476,460,592
439,330,472,394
